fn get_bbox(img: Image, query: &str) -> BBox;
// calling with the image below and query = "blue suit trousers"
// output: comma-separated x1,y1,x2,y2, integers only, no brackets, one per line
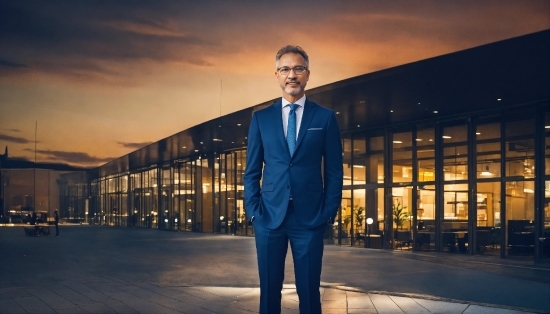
254,201,325,314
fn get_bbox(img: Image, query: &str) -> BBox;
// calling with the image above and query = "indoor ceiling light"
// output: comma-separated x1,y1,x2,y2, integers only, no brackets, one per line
481,163,492,176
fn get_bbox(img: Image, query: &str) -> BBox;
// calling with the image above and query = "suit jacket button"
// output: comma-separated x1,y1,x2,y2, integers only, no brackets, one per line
289,163,293,167
286,185,290,189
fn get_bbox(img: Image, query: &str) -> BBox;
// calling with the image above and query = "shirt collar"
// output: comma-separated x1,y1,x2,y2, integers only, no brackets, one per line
281,95,306,109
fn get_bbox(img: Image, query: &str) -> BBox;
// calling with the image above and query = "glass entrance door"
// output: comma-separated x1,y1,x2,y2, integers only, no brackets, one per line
506,181,535,257
339,195,352,245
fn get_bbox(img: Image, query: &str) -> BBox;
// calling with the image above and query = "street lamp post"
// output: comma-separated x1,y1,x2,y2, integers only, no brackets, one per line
366,217,374,248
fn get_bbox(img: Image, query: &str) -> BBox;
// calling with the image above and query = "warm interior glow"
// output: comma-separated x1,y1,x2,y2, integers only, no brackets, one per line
481,165,492,176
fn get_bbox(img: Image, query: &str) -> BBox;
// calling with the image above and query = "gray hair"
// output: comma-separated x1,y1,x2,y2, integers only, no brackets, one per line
275,45,309,68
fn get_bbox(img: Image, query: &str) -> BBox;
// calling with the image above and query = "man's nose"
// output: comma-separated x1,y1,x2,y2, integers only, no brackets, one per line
288,69,298,78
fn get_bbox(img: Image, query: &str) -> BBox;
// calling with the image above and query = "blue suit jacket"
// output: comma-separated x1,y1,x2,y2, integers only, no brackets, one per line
244,98,343,229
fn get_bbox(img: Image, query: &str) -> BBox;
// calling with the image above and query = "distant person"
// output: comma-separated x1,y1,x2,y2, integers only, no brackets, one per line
54,210,59,236
31,212,38,236
244,45,343,313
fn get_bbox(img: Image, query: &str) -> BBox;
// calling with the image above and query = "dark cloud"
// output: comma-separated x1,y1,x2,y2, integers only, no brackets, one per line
0,133,31,144
24,148,114,165
0,59,26,68
0,1,218,83
117,141,153,149
0,0,547,85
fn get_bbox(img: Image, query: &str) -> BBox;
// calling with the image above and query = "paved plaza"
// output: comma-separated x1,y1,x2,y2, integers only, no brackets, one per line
0,225,549,314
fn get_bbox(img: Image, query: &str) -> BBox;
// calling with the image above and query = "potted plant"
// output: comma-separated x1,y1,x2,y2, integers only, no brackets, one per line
354,206,364,229
392,201,410,230
393,201,412,248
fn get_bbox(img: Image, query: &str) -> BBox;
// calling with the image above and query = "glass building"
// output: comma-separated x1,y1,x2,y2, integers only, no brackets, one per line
58,30,550,261
0,149,86,225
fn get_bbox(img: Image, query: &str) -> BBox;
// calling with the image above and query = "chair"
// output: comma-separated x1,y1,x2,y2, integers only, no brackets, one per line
394,230,412,249
476,230,490,253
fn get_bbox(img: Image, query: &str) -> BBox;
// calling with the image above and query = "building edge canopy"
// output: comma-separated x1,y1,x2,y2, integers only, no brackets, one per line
97,29,550,177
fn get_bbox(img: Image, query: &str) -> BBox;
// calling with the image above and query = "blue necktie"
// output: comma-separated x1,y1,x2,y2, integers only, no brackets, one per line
287,104,299,155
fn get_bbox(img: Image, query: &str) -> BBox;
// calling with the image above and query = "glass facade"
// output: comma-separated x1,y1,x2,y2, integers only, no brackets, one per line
56,31,550,261
66,103,549,260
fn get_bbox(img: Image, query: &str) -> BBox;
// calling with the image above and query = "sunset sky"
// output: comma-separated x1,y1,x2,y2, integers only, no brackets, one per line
1,1,549,168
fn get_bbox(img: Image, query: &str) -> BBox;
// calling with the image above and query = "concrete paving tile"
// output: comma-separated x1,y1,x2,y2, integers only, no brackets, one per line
146,294,181,305
99,299,140,314
105,292,142,304
54,307,89,313
136,305,182,314
46,285,97,305
161,300,214,314
206,303,256,314
413,299,469,314
231,300,261,312
198,286,258,298
281,298,299,311
118,298,182,314
115,285,158,299
322,310,348,314
78,302,118,313
70,290,112,304
0,299,27,313
0,287,32,300
58,280,99,294
323,288,347,301
462,305,535,314
140,284,191,299
54,292,97,305
96,276,129,284
14,296,56,313
24,287,77,310
322,300,348,309
70,287,111,300
348,309,378,314
105,282,131,289
166,291,212,305
85,282,124,294
389,296,430,314
369,293,404,314
347,291,376,310
180,287,234,301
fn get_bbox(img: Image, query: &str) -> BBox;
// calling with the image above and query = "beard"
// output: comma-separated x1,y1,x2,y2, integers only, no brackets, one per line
283,81,305,96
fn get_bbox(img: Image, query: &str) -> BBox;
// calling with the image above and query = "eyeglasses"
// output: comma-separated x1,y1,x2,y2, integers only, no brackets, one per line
277,66,308,75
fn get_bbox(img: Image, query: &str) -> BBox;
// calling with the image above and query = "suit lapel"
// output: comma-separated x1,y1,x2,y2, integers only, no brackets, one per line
295,99,317,152
268,100,289,155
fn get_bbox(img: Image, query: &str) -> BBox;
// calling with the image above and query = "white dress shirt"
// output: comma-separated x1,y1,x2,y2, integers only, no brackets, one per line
281,95,306,139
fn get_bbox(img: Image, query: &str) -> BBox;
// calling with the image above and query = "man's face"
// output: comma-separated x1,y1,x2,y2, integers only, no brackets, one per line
275,52,310,99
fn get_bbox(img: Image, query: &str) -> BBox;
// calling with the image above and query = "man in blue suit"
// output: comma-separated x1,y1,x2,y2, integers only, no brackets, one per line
244,45,343,313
